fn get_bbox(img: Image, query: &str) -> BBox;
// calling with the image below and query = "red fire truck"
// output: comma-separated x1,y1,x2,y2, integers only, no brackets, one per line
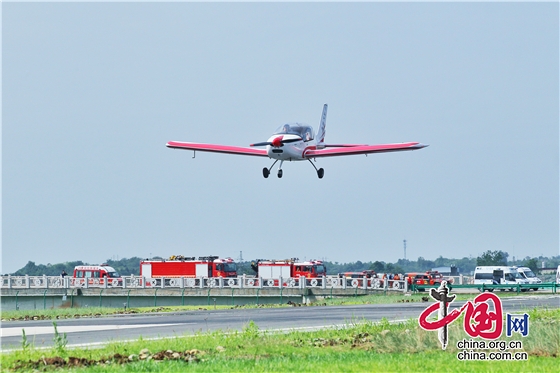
140,256,237,278
250,258,326,284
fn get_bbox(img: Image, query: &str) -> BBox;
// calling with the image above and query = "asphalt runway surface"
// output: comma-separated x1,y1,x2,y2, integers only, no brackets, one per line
2,295,558,351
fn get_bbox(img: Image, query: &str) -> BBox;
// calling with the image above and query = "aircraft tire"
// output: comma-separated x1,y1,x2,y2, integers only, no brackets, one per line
318,168,324,179
263,168,269,178
278,169,283,178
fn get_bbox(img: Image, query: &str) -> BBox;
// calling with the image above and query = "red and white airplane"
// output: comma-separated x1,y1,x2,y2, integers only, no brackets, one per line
166,104,428,179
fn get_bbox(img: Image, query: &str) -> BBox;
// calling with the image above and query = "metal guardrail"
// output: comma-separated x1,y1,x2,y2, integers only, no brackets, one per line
1,275,409,292
411,282,558,294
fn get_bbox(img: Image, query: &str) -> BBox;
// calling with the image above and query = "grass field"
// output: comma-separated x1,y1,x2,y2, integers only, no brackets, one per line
2,305,558,372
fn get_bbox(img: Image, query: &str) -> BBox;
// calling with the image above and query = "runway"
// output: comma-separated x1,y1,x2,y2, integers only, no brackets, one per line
2,295,558,351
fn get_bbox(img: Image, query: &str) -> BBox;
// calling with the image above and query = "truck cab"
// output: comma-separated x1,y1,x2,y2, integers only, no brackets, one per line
73,264,122,285
293,260,326,278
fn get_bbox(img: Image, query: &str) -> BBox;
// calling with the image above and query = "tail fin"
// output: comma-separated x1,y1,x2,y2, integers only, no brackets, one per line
316,104,328,149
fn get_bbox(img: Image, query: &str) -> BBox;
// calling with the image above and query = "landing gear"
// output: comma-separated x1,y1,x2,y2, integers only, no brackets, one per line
308,159,325,179
262,159,324,179
277,160,284,178
262,160,279,178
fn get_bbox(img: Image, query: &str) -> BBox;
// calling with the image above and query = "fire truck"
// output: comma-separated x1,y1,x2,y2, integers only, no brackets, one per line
140,256,237,278
250,258,326,284
72,264,122,285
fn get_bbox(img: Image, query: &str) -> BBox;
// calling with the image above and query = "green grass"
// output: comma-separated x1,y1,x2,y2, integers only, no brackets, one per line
2,308,558,372
54,351,558,373
318,291,543,306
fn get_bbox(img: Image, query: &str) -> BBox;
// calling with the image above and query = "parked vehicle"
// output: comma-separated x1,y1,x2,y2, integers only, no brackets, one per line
514,266,542,291
140,256,237,279
72,264,122,285
250,258,326,285
473,266,529,292
404,271,451,291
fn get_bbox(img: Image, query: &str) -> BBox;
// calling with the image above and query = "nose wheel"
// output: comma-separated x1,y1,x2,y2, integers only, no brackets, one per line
278,169,283,178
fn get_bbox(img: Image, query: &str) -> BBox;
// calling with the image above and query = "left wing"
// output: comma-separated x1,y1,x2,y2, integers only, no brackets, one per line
303,142,428,158
167,141,268,157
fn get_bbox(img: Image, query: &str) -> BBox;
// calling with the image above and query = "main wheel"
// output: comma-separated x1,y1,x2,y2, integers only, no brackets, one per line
317,168,324,179
262,168,269,178
277,169,283,178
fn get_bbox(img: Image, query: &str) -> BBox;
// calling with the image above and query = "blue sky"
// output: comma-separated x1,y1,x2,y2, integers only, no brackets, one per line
2,2,558,273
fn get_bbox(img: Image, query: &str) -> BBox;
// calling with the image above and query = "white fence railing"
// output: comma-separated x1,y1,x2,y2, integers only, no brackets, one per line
1,275,407,292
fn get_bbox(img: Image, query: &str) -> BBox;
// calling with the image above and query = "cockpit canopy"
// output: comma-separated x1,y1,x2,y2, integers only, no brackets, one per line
273,123,314,141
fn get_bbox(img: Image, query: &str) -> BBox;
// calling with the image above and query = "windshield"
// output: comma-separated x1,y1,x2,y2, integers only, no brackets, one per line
223,263,237,272
315,265,326,274
523,270,536,278
505,272,522,281
107,271,120,278
273,123,314,141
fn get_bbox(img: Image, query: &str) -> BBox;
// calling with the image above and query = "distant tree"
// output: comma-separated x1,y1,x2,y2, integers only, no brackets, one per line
454,257,477,275
523,258,539,273
369,261,385,273
324,261,346,275
393,265,404,275
12,261,38,276
477,250,509,266
12,260,84,276
322,260,373,275
352,260,364,271
417,257,435,271
385,263,395,274
549,256,560,268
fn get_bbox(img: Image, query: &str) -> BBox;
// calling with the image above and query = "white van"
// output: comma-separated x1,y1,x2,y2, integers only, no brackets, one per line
514,266,542,291
473,266,529,292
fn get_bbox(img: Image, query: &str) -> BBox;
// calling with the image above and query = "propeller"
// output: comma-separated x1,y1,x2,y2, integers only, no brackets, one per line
250,136,301,148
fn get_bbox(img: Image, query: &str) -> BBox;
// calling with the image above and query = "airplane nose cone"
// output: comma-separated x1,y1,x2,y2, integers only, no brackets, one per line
271,136,283,147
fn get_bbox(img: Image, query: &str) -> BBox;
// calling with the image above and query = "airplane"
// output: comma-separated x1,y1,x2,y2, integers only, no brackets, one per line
166,104,428,179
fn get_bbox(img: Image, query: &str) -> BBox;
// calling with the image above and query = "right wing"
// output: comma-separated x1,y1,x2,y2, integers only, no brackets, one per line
166,141,269,157
303,142,428,158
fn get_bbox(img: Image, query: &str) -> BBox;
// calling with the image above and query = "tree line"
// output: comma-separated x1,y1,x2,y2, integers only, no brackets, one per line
7,251,559,277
